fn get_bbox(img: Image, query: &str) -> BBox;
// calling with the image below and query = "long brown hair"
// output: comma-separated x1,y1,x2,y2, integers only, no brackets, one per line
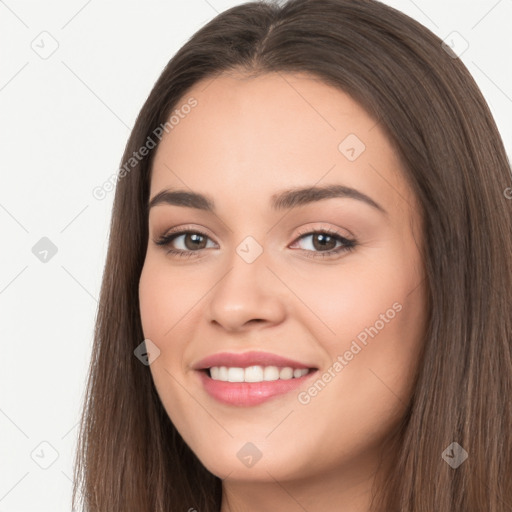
72,0,512,510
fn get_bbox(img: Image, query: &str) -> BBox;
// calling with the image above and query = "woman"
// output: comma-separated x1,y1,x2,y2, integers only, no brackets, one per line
72,0,512,510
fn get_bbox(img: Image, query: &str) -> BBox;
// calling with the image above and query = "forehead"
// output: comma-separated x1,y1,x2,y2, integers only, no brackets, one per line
150,72,416,218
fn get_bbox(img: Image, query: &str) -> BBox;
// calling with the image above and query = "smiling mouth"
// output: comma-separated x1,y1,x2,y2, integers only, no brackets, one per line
197,365,318,406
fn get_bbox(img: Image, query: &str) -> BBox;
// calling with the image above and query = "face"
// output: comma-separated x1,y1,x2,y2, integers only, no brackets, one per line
139,72,428,491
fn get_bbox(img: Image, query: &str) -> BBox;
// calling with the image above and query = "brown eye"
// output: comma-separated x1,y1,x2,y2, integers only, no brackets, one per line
181,232,208,250
155,229,216,257
291,229,357,259
310,233,338,251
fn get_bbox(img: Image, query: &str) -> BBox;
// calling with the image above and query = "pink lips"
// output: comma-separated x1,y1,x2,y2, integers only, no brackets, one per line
193,350,313,370
193,350,318,407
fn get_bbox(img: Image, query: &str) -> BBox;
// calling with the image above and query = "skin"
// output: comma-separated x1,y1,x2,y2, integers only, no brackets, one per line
138,71,428,512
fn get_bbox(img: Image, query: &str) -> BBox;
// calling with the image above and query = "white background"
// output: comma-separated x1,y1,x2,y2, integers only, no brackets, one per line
1,0,511,510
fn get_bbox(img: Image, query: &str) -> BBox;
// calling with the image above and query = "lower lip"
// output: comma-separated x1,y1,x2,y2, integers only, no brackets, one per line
197,370,317,406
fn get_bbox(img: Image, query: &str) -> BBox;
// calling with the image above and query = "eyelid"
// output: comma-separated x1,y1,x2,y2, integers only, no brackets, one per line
159,222,352,241
292,222,354,240
159,224,217,242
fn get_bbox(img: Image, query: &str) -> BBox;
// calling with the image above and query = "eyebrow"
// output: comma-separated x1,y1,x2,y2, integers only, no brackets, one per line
147,184,387,216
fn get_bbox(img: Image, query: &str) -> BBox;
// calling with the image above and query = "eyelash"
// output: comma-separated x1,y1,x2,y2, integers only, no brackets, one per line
154,225,357,260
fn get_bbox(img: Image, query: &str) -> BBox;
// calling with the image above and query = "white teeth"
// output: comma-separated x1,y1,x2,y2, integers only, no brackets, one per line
208,365,310,382
244,365,264,382
263,366,280,381
227,367,245,382
279,367,294,380
218,366,228,381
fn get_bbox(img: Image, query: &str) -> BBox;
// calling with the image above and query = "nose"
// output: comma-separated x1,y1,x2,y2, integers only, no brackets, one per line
206,246,287,332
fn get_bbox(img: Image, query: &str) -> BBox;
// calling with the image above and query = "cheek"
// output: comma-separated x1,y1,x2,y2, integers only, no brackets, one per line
280,269,425,473
138,259,207,423
290,245,425,351
138,258,205,341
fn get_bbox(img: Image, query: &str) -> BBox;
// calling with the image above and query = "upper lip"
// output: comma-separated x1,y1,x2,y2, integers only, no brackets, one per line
192,351,316,370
